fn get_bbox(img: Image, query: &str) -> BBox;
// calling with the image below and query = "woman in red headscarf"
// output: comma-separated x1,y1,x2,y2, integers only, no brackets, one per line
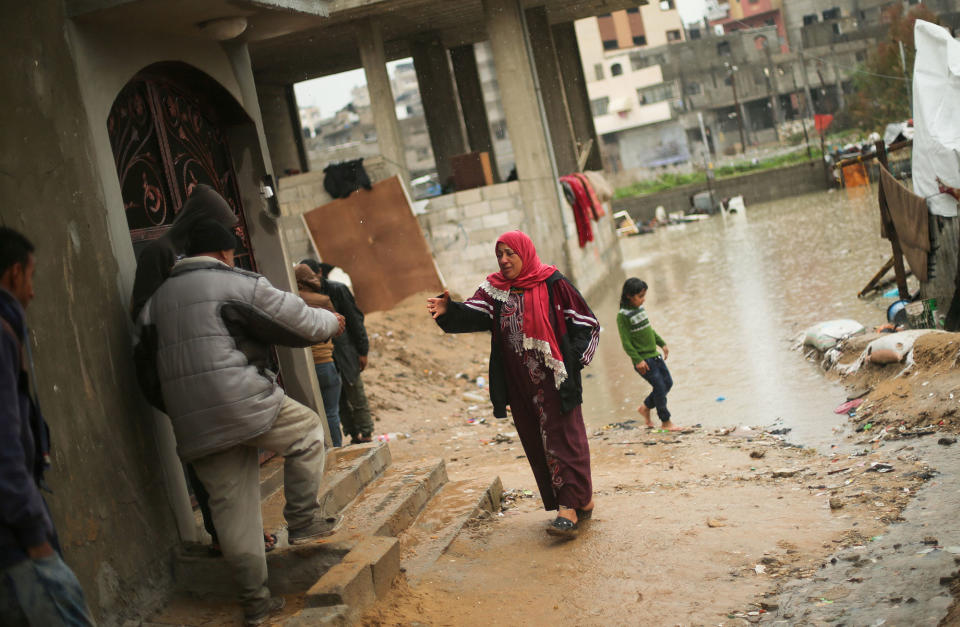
427,231,599,538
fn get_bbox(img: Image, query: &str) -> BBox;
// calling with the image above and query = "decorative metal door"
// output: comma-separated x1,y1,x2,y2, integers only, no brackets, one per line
107,75,257,270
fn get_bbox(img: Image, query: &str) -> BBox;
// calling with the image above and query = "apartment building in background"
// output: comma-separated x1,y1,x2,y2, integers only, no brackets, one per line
576,2,689,171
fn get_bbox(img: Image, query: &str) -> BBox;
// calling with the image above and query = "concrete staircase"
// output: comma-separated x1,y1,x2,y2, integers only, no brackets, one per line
147,443,501,626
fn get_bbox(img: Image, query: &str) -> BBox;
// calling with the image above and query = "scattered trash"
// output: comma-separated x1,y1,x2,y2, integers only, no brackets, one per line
600,420,640,431
491,433,513,444
829,498,844,510
716,396,726,402
938,437,957,446
768,427,792,436
749,450,766,459
772,468,800,478
476,376,486,388
924,536,939,545
376,432,409,442
706,518,727,528
834,398,865,414
465,417,486,425
462,392,485,402
754,564,766,575
866,462,894,473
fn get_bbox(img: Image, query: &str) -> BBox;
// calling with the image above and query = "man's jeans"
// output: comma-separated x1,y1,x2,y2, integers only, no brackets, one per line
191,396,326,616
640,356,673,422
314,362,343,447
0,553,95,626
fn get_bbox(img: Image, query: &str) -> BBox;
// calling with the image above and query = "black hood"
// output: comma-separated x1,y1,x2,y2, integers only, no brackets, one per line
165,184,238,251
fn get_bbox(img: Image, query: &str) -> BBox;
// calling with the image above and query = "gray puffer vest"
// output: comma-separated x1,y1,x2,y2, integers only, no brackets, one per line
135,257,340,461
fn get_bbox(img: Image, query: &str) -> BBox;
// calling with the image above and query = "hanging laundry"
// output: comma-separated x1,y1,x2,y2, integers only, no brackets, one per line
559,174,594,247
879,164,930,282
323,159,373,199
572,173,605,219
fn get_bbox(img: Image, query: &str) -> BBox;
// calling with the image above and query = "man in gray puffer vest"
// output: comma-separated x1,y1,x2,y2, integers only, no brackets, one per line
134,220,345,626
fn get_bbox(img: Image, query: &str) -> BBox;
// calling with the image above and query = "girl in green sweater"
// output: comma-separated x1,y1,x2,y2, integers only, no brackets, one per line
617,278,680,431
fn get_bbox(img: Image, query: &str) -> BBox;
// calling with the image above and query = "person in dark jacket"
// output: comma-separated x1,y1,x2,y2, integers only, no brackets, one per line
427,231,599,539
300,259,373,444
0,227,94,625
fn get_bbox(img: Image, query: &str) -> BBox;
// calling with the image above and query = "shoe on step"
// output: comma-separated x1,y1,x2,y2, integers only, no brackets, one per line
244,596,285,626
288,515,342,544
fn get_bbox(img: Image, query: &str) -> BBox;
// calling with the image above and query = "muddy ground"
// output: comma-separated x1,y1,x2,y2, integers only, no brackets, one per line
349,294,960,626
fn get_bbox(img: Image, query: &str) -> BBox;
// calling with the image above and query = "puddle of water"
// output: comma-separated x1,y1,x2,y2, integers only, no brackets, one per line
582,187,892,450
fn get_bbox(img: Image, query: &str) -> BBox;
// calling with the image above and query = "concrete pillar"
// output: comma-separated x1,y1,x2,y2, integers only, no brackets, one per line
482,0,570,273
450,44,500,182
257,82,307,176
356,19,409,187
551,22,603,171
412,34,468,187
524,6,579,175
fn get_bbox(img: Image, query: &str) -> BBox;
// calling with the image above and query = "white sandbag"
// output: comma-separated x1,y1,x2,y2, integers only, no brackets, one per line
803,319,865,351
865,329,935,364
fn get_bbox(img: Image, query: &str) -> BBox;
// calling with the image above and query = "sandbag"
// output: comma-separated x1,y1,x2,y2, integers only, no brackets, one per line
865,329,934,364
803,319,865,351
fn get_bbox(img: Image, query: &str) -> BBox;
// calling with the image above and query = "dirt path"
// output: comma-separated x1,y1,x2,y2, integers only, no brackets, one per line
353,295,950,626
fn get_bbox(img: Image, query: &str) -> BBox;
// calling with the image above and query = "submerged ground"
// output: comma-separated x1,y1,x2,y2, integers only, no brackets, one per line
355,188,960,625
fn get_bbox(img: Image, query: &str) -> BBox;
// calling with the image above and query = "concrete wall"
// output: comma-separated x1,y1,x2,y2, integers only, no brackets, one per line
417,181,621,301
613,160,829,223
0,2,181,622
0,2,331,621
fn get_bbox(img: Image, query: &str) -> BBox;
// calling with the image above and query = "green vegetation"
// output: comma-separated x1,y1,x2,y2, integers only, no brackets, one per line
613,147,823,200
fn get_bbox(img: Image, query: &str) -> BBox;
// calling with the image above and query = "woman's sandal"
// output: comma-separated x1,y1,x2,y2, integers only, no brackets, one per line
546,516,579,538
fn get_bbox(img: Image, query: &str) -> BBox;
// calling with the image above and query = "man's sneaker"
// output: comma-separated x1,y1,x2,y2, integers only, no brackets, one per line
288,515,342,544
244,596,285,626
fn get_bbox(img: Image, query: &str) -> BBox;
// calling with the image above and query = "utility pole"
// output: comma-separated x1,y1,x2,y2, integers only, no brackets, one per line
898,40,912,113
727,63,747,153
763,43,782,142
784,61,812,158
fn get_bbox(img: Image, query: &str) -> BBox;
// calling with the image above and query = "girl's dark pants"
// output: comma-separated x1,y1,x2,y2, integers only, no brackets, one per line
640,356,673,422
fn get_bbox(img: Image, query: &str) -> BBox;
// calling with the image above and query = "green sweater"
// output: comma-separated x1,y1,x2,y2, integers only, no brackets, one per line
617,306,665,365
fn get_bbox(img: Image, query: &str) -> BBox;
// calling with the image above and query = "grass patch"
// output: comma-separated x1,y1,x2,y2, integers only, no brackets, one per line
613,147,824,200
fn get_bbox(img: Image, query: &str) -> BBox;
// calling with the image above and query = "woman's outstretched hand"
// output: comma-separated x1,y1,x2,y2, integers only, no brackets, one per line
427,290,450,319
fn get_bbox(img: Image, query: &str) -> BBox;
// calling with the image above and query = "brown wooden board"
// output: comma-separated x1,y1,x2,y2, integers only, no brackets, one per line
302,175,443,313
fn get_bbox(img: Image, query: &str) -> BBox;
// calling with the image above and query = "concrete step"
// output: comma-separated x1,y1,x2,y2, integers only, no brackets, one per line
175,443,391,597
397,476,503,583
331,458,449,542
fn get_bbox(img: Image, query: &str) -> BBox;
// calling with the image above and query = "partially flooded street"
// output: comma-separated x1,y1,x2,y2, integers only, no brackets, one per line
585,188,891,449
351,186,959,627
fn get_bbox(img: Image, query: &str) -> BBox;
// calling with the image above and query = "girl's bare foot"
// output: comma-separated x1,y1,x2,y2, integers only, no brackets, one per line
638,405,655,428
660,420,683,432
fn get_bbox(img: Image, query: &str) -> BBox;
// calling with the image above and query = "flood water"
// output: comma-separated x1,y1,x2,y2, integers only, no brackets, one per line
581,186,894,450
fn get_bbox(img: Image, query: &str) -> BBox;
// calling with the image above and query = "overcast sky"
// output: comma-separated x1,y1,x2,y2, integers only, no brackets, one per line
294,0,708,118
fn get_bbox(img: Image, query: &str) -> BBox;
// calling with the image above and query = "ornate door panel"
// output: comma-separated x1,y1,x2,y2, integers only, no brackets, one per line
108,76,256,271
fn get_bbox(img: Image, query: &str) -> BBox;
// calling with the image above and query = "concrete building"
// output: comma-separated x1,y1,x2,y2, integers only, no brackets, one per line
3,0,628,620
575,4,689,171
711,0,789,51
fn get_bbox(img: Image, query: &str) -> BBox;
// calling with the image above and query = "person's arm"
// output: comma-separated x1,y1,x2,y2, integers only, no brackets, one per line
654,330,669,359
431,288,494,333
554,279,600,366
616,313,644,365
221,276,341,347
0,332,51,555
334,285,369,357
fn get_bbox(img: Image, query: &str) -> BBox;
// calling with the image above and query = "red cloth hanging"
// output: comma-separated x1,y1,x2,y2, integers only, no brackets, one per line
572,173,605,219
559,175,593,247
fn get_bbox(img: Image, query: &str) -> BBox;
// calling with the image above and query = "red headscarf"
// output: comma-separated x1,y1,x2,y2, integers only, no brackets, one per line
482,231,566,386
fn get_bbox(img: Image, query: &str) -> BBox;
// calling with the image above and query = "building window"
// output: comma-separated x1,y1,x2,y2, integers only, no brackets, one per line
594,63,604,80
659,0,675,9
626,7,640,13
630,52,665,71
688,28,701,40
637,82,675,105
723,75,733,86
822,7,840,20
685,82,702,95
602,39,618,50
667,29,682,41
611,63,624,76
590,97,610,116
803,14,818,25
717,41,731,56
633,35,647,46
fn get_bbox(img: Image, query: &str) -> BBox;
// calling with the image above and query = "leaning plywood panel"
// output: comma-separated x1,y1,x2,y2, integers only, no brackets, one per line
302,175,443,313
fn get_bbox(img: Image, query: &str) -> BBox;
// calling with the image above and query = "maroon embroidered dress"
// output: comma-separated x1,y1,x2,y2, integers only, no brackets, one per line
440,276,600,511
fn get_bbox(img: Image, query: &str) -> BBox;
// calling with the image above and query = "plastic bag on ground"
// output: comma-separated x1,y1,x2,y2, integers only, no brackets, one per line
865,329,936,364
803,319,865,351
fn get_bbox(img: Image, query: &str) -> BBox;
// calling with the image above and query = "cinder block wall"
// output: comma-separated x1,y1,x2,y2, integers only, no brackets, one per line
418,182,526,298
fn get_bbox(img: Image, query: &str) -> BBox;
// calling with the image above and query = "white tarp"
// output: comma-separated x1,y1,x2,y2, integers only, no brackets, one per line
913,21,960,217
